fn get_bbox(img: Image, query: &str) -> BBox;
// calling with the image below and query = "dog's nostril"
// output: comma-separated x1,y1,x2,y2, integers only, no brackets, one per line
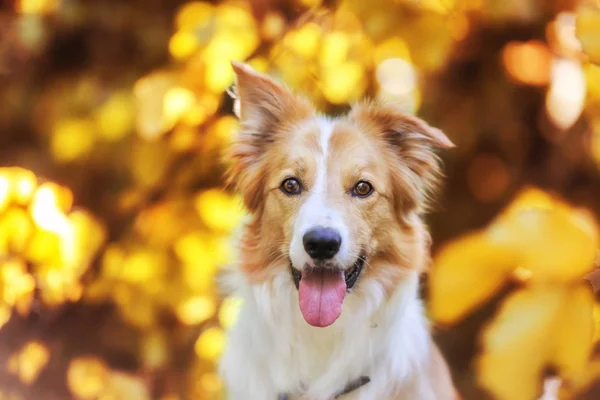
302,227,342,260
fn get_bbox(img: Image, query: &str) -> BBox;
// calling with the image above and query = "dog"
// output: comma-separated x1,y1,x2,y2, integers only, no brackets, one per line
219,61,458,400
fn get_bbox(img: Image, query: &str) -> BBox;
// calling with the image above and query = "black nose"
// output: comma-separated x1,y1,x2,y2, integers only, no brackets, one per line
303,227,342,260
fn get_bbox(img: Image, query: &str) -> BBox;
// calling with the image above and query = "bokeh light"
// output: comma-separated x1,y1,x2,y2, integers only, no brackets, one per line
17,0,59,14
546,58,586,130
7,341,50,385
2,0,600,399
502,40,552,86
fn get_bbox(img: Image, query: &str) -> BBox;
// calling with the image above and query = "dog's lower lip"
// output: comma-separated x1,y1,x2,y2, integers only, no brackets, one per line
344,255,365,289
290,253,366,291
291,266,302,289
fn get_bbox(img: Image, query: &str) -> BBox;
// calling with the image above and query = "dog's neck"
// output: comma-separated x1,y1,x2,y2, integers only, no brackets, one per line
227,267,430,399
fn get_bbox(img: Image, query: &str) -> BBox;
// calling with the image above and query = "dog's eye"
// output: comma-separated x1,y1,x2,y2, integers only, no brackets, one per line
352,181,374,198
281,178,302,195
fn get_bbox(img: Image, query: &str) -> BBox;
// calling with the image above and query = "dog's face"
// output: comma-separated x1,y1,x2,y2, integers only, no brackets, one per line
227,62,453,327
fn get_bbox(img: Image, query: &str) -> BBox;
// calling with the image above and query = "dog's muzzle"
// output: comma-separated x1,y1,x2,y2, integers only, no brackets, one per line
290,253,366,291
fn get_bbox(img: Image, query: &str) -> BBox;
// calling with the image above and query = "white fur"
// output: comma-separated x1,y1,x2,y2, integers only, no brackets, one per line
289,117,352,271
219,264,438,399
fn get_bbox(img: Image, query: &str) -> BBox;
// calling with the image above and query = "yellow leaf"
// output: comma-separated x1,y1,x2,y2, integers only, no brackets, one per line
7,340,50,385
63,210,106,271
121,250,166,283
5,168,38,205
25,227,62,264
551,285,595,376
67,357,110,399
576,4,600,65
194,189,244,232
284,23,322,59
429,188,598,326
261,12,286,41
30,182,73,234
1,259,36,312
134,71,179,141
0,207,34,255
489,189,599,281
205,116,238,149
51,118,96,162
106,371,150,400
429,233,515,324
176,295,216,325
118,293,157,328
478,285,595,400
195,327,225,361
94,93,134,142
18,0,59,14
321,61,367,104
142,331,167,369
174,232,215,264
175,2,214,32
163,87,196,127
130,141,172,188
373,37,412,66
169,31,199,60
203,57,235,94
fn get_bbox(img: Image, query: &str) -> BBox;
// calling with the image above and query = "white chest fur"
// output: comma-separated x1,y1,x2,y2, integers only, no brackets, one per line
219,269,437,400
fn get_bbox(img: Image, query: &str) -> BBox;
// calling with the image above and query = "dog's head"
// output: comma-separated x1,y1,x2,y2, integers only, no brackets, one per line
226,62,453,328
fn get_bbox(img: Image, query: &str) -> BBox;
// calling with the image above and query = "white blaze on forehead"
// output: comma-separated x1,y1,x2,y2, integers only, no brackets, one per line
289,117,353,270
314,117,335,192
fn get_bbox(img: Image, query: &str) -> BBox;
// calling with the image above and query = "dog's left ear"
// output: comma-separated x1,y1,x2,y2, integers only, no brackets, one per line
350,102,454,212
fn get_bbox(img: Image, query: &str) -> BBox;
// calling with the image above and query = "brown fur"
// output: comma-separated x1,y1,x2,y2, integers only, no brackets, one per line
226,62,453,285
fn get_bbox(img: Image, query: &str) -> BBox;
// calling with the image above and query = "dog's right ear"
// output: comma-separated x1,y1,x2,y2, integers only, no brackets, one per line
226,62,312,211
230,61,311,131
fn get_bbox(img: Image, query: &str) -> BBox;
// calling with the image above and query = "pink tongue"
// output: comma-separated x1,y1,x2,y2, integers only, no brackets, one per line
298,269,347,327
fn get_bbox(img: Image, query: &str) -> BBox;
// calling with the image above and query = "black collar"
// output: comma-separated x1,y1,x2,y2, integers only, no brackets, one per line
278,376,370,400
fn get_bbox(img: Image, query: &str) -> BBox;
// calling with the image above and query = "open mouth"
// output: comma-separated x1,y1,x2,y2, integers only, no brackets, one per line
290,253,366,291
290,253,366,328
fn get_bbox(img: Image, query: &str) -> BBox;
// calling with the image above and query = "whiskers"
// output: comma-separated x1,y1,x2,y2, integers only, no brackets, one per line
348,249,373,271
264,239,291,267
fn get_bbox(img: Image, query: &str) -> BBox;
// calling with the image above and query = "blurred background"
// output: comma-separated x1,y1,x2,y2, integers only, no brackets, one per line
1,0,600,399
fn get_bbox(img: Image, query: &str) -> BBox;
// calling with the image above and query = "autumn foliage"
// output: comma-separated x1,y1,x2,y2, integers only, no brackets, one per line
1,0,600,399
